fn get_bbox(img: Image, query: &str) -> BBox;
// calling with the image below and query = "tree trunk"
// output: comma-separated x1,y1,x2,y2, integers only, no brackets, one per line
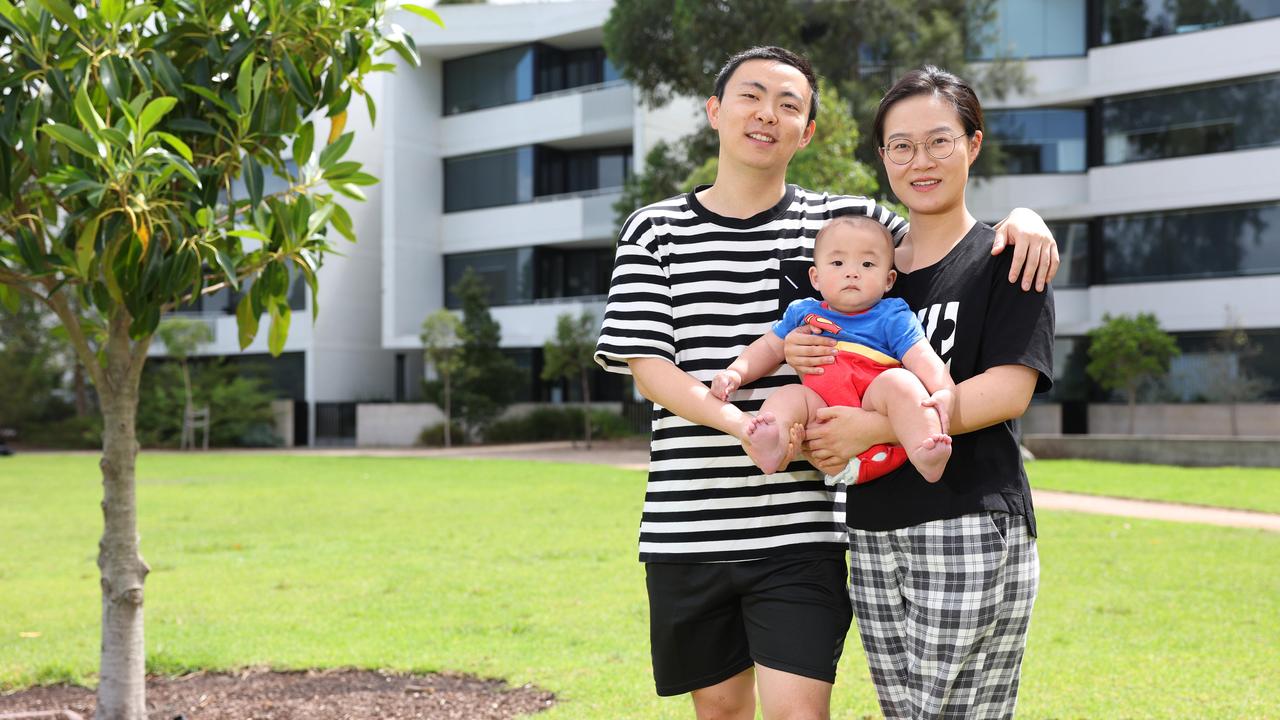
581,370,592,450
442,367,452,448
74,361,89,417
95,320,151,720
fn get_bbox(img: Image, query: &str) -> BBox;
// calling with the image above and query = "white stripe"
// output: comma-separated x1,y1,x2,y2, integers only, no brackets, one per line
638,531,848,556
644,489,836,513
641,510,840,535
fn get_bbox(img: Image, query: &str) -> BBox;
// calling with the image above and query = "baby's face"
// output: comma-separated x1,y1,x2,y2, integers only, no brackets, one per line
808,224,896,314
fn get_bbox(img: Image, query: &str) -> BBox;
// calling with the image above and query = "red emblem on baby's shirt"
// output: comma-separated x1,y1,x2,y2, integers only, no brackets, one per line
803,313,842,335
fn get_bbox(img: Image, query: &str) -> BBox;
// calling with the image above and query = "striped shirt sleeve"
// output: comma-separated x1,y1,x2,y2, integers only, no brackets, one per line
595,212,674,374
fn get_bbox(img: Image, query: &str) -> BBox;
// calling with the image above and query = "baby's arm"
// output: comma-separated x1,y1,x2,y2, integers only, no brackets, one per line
711,333,787,400
901,340,956,432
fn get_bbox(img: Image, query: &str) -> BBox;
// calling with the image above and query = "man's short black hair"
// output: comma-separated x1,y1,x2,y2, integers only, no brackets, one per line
713,46,819,124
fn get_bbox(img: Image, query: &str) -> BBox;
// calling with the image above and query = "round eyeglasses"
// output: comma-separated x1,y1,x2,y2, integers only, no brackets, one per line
880,132,967,165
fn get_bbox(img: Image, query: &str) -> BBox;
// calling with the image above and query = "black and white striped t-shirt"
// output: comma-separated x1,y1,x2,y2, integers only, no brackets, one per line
595,184,906,563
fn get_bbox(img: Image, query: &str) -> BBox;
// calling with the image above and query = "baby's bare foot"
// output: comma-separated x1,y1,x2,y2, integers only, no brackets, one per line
742,412,792,475
909,433,952,483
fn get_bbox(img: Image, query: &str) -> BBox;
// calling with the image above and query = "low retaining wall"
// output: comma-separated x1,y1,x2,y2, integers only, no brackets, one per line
1024,434,1280,468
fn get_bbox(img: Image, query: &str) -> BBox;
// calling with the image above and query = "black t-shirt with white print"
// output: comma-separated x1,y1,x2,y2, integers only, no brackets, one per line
846,222,1055,535
595,184,905,563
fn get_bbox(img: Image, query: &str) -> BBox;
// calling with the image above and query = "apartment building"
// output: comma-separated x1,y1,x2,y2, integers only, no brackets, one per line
159,0,1280,444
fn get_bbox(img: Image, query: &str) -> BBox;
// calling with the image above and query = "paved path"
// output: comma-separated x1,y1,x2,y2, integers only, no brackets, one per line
317,441,1280,532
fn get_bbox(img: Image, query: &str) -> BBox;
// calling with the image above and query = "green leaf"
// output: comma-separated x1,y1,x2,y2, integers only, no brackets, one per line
386,33,420,69
236,52,254,117
100,0,123,25
214,249,239,291
293,121,314,165
183,83,233,112
306,203,335,238
138,96,177,137
150,50,184,97
0,284,20,314
76,215,100,277
243,153,264,209
226,228,271,244
120,3,154,27
281,53,316,106
318,131,353,170
402,4,445,28
169,118,216,135
34,0,77,26
196,207,213,228
99,56,123,105
329,202,355,242
128,305,160,340
154,131,192,162
163,152,201,187
267,301,290,356
329,183,365,202
74,84,105,134
340,172,378,187
235,292,258,350
39,124,101,160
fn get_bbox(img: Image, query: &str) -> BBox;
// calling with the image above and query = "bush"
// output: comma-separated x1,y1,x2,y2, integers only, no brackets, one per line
483,406,633,444
137,360,279,448
417,421,470,447
19,414,102,450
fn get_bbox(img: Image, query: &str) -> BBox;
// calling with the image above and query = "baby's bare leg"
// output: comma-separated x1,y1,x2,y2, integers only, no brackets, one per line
741,385,827,474
862,369,951,482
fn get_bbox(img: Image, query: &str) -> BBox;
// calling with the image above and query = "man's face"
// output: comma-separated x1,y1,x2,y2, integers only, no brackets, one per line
706,59,816,173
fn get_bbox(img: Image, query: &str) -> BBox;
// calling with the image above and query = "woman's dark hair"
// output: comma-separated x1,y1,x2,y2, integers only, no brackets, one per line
873,66,983,146
713,46,819,124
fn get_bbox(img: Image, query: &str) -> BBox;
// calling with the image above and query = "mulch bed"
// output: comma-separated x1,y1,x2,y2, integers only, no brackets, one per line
0,668,555,720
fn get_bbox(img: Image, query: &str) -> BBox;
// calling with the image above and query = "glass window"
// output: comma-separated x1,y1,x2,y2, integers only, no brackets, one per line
1047,221,1090,287
444,147,535,213
536,247,614,299
987,109,1087,173
1098,0,1280,45
1046,337,1091,402
1101,75,1280,164
444,248,535,308
971,0,1086,59
534,146,632,198
1100,202,1280,283
443,45,534,115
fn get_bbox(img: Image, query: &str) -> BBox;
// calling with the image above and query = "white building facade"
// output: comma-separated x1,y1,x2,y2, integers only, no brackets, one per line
159,0,1280,444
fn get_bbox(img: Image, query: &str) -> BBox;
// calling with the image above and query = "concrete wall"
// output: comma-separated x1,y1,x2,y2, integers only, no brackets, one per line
1024,434,1280,468
355,401,625,447
270,400,295,448
1088,403,1280,437
1022,403,1062,435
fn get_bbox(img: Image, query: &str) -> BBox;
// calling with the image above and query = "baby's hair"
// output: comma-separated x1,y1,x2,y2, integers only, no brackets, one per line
814,215,895,258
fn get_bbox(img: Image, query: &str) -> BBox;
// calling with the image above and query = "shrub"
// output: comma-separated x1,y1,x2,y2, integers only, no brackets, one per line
417,421,470,447
137,360,278,448
19,414,103,450
483,407,633,444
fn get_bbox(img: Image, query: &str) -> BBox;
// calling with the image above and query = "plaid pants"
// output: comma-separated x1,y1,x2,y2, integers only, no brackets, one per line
849,512,1038,720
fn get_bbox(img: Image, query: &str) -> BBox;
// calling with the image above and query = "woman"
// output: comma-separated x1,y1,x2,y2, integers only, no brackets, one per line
787,66,1055,719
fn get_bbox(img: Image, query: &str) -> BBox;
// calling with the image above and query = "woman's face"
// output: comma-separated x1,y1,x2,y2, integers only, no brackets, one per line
879,93,981,218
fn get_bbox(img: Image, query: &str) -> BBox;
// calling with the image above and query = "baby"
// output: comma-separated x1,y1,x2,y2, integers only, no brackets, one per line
711,216,954,483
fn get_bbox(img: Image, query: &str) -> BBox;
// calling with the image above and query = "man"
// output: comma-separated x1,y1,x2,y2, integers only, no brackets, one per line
594,46,1057,719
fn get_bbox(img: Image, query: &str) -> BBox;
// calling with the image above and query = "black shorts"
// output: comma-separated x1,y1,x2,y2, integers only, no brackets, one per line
645,552,853,696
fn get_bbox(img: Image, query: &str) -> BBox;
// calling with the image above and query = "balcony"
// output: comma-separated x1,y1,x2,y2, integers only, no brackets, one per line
442,188,622,254
441,82,634,157
491,296,607,349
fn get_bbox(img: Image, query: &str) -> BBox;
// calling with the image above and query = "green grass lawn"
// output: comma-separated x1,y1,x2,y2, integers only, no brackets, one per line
2,454,1278,718
1027,460,1280,514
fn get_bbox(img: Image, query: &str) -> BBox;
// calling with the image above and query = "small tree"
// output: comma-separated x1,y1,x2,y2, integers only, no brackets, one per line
542,310,599,448
0,2,441,717
451,268,518,438
1087,313,1180,434
421,308,463,447
1207,309,1272,436
155,318,214,437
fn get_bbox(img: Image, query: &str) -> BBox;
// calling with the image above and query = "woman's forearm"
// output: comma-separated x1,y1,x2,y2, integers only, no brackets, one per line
948,365,1039,435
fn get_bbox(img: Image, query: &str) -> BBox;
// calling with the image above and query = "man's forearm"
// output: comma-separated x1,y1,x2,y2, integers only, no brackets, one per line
947,366,1037,435
629,357,745,435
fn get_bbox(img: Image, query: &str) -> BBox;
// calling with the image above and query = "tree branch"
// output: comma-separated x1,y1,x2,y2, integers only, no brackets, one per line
45,289,108,393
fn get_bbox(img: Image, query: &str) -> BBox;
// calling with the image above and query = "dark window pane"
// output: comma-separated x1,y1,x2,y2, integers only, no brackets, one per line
1099,0,1280,45
1047,221,1090,287
1101,202,1280,283
1102,75,1280,164
987,109,1087,173
444,248,534,308
971,0,1086,59
444,147,535,212
443,45,534,115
